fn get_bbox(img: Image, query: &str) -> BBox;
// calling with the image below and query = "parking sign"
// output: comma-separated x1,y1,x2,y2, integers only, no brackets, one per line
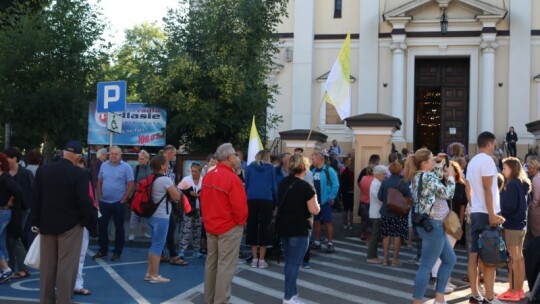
97,81,126,113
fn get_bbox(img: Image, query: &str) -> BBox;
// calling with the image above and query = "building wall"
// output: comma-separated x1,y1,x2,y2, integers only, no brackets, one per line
272,0,538,157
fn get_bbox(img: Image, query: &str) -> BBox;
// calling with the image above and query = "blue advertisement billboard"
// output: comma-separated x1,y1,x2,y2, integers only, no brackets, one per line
87,102,166,146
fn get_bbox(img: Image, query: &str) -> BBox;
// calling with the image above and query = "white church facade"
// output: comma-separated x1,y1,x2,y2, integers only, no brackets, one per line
268,0,540,157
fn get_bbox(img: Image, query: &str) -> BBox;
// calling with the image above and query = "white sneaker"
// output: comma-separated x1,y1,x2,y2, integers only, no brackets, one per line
128,234,135,241
143,233,152,238
483,297,504,304
447,281,457,289
282,295,304,304
258,260,268,268
251,259,258,268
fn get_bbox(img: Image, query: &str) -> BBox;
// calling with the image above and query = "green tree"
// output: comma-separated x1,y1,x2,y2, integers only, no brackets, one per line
105,22,166,102
0,1,107,156
146,0,286,153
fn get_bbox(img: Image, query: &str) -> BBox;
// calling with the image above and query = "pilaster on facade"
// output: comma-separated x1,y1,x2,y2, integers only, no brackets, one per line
390,42,407,54
480,39,498,53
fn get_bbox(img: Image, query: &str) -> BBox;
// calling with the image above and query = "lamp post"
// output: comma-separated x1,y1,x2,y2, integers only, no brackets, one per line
440,10,448,35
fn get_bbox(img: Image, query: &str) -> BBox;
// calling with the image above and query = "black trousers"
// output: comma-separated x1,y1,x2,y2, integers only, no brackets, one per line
165,212,178,257
246,199,273,246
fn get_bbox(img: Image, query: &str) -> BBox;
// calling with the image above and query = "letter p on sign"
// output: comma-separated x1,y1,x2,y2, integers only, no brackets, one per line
97,81,126,113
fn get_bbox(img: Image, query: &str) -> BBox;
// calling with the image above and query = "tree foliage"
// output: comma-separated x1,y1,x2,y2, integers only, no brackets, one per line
104,22,166,102
0,0,107,154
145,0,287,153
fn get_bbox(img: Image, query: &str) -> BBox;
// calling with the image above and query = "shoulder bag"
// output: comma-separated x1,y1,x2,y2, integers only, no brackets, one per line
387,180,412,216
443,190,463,240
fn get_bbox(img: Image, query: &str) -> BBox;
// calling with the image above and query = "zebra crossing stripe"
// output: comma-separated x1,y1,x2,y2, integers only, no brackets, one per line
233,276,317,304
341,237,469,261
240,264,388,304
310,259,416,286
330,239,470,270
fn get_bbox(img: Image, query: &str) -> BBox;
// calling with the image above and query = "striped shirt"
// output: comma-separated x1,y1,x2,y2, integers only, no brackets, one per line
98,160,134,203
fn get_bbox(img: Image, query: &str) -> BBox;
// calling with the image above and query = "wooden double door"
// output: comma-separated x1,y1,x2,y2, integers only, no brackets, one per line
414,58,469,153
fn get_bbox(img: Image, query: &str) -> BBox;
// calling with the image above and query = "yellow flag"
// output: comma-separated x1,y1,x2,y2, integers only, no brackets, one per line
323,33,351,120
247,116,263,165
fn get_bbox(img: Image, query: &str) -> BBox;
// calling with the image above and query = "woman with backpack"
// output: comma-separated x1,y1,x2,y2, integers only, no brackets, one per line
145,155,183,283
405,149,456,304
497,157,530,302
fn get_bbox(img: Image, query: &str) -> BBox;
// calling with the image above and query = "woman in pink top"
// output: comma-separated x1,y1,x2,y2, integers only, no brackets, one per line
358,167,374,240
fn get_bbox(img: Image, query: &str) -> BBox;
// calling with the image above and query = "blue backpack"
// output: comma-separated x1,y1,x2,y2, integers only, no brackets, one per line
478,225,508,268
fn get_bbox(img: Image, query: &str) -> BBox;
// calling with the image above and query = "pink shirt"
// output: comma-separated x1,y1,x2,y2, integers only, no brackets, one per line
360,175,374,204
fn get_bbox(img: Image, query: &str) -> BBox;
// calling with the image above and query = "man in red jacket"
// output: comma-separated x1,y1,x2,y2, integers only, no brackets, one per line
201,143,247,304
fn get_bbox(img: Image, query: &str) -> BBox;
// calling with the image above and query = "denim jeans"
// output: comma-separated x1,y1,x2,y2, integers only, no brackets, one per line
413,219,456,300
98,201,125,255
147,217,169,256
0,209,12,261
282,236,309,300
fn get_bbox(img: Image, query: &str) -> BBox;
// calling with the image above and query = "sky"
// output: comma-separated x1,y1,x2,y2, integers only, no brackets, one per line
89,0,180,45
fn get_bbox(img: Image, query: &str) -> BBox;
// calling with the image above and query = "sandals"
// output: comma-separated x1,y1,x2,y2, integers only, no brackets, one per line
392,262,403,268
160,255,170,263
382,260,390,266
144,273,151,281
11,271,31,279
74,288,92,295
169,257,189,266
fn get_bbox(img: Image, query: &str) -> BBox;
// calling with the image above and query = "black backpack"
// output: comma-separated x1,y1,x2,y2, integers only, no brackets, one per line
478,225,508,268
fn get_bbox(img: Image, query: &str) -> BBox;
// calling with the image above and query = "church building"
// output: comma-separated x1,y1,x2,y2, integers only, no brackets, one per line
269,0,540,158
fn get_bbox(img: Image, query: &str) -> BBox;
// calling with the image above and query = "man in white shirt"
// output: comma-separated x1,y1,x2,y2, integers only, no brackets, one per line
465,131,506,304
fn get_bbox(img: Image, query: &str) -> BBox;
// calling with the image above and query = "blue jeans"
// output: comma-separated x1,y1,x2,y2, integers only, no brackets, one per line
282,236,309,300
98,202,125,255
147,217,169,256
0,210,12,261
413,219,456,300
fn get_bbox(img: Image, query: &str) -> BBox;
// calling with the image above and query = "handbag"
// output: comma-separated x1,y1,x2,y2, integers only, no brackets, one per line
24,234,40,269
444,199,463,240
387,180,412,216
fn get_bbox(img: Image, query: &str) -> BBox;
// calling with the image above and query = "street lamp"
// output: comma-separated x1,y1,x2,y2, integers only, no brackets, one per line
440,10,448,35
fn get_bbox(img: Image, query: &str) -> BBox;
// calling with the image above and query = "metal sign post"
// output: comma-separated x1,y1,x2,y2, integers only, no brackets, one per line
107,112,123,149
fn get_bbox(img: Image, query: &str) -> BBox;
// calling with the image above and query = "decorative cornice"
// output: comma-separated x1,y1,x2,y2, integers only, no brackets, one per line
435,0,452,9
279,129,328,143
345,113,402,130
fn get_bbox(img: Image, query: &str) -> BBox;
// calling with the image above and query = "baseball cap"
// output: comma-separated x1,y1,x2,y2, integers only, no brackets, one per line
64,140,83,155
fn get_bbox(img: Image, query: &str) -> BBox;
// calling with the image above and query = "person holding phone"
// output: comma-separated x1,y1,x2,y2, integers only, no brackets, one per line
405,149,457,304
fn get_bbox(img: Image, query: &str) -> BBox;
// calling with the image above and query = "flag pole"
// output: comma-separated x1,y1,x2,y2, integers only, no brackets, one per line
304,96,326,151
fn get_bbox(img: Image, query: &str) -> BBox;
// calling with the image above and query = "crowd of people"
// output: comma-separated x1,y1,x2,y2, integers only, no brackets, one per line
1,133,539,304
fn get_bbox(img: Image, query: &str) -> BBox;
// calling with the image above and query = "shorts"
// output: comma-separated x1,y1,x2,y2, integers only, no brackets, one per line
314,203,332,223
470,213,489,253
503,229,526,246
